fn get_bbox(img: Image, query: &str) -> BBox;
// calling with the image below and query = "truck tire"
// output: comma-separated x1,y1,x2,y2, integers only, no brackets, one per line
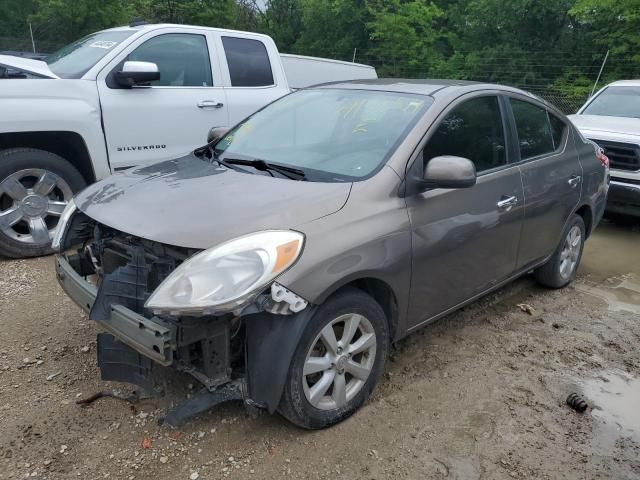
534,214,586,289
278,288,389,429
0,148,86,258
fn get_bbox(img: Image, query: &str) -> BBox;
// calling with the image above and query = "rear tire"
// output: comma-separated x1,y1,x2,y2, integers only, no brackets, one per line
278,288,389,429
0,148,86,258
534,214,586,289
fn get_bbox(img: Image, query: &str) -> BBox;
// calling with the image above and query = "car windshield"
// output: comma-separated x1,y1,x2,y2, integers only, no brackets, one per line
214,89,431,182
46,30,135,78
582,86,640,118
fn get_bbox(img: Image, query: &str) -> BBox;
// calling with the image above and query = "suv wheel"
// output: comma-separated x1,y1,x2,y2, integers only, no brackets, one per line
534,214,586,288
278,288,389,429
0,148,86,258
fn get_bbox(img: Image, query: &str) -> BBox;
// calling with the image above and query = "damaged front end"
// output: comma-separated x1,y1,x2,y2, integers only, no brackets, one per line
55,211,309,426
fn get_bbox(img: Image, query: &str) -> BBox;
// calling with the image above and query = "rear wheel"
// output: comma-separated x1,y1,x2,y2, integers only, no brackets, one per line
534,214,586,288
0,148,86,258
278,288,389,429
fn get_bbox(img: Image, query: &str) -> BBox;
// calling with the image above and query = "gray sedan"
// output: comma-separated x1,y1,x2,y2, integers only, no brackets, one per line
53,80,609,429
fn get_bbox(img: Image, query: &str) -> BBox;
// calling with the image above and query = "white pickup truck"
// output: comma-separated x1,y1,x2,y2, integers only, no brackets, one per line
0,23,376,258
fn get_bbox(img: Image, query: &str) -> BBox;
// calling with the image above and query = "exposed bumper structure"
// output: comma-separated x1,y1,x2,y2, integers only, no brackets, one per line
55,255,174,365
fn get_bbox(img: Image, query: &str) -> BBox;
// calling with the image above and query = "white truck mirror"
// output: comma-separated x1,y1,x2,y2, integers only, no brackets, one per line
115,61,160,88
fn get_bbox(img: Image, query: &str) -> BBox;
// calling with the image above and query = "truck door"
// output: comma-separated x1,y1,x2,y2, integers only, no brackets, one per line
97,28,229,170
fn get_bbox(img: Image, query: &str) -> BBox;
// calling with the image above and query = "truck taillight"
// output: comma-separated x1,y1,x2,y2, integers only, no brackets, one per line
596,151,609,168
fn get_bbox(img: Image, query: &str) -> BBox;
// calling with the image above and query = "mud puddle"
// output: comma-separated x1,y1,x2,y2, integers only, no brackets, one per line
582,370,640,451
576,275,640,314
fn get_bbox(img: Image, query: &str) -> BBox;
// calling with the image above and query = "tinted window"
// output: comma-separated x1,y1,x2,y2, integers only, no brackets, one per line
128,34,212,87
510,99,554,159
582,86,640,118
222,37,274,87
423,96,506,172
549,114,567,150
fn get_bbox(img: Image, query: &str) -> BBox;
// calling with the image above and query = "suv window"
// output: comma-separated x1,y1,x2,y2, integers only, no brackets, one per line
128,34,213,87
222,37,274,87
423,96,506,172
510,99,556,159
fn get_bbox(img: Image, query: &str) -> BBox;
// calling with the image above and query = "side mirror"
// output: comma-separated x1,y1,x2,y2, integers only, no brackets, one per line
207,126,230,144
422,156,476,189
115,61,160,87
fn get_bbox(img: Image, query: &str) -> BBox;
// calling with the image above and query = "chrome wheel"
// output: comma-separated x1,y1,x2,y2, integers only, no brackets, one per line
303,313,377,411
0,169,72,245
559,225,582,280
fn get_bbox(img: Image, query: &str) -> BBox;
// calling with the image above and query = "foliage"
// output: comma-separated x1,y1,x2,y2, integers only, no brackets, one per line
1,0,639,111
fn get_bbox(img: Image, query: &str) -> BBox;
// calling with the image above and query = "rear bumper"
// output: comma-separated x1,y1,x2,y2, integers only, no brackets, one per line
55,254,174,366
606,178,640,217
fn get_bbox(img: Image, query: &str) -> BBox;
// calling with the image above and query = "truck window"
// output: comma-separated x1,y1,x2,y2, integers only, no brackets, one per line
128,34,213,87
221,37,274,87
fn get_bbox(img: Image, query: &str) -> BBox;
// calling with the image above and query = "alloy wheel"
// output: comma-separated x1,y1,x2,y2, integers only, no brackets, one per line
0,169,73,245
559,225,582,280
302,313,377,411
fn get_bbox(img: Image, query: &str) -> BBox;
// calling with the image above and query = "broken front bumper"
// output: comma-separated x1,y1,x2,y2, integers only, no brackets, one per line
55,254,174,366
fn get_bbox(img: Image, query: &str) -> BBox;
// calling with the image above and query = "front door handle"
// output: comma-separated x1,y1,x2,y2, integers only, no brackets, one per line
568,175,581,188
197,100,224,109
497,195,518,211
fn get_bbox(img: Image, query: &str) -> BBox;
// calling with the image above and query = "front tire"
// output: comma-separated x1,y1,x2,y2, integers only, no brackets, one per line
0,148,86,258
534,214,586,288
278,288,389,429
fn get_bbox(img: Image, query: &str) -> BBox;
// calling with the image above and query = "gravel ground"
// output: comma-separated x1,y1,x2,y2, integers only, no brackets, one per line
0,219,639,480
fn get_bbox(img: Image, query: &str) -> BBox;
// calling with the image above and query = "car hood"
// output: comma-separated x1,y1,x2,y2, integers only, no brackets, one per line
0,54,58,78
74,154,352,249
568,114,640,139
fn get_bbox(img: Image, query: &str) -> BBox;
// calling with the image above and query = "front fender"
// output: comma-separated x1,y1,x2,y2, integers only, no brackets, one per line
244,307,317,413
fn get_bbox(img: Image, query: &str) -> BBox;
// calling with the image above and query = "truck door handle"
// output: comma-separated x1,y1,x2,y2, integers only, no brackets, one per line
568,175,581,188
497,195,518,211
197,100,224,109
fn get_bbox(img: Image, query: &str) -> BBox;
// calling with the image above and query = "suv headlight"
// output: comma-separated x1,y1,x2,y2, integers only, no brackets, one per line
145,230,304,315
51,199,77,252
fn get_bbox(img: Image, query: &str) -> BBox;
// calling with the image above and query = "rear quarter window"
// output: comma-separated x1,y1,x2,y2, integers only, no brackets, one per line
222,37,274,87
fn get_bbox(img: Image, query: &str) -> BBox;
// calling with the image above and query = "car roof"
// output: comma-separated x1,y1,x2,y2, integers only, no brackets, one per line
312,78,536,98
102,23,273,41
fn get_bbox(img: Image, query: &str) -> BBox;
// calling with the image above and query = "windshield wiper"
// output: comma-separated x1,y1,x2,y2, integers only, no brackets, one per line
222,157,306,180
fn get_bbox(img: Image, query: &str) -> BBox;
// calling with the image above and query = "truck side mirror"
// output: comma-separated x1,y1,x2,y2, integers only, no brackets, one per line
207,127,230,144
115,61,160,88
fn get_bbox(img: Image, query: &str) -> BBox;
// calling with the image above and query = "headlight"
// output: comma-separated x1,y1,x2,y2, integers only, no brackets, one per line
145,230,304,315
51,198,77,252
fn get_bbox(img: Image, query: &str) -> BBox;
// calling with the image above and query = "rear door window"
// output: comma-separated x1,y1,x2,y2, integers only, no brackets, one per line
222,37,274,87
128,33,213,87
423,96,507,173
510,99,557,159
549,113,567,150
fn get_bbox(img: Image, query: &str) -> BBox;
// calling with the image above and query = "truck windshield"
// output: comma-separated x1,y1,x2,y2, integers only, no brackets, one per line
214,89,431,182
582,86,640,119
46,30,135,78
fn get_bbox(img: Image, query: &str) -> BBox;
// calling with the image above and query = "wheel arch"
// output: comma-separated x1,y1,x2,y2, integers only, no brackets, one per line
0,131,96,184
575,203,594,238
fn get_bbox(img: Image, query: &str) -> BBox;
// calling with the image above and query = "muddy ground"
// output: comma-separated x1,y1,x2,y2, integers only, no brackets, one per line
1,219,639,480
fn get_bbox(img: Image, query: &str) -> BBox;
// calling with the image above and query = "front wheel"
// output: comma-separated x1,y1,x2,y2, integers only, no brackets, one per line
534,214,586,288
278,288,389,429
0,148,86,258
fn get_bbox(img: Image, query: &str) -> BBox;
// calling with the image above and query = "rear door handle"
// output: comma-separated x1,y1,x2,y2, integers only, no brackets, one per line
568,175,581,188
497,195,518,211
197,100,224,109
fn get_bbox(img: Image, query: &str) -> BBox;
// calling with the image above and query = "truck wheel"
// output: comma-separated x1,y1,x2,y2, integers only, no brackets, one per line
278,288,389,429
0,148,86,258
534,214,586,289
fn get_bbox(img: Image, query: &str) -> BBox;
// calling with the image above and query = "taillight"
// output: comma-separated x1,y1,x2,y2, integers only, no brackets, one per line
596,150,609,168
